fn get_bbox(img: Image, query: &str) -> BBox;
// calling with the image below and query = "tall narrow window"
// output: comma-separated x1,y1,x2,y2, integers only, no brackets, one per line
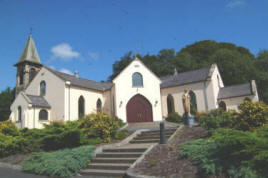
18,106,22,122
132,72,143,87
167,94,175,114
40,81,46,96
97,99,102,113
19,70,24,85
189,90,197,115
78,96,85,118
29,68,36,82
39,110,48,120
219,101,227,111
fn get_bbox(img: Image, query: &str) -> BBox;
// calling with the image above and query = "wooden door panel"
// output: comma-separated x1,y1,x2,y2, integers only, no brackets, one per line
126,94,153,123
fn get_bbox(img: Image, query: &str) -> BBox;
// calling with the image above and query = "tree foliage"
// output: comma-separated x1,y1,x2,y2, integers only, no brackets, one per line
109,40,268,103
0,87,15,121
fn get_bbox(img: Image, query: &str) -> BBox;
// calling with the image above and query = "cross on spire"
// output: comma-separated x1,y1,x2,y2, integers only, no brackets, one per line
134,51,137,59
30,27,32,36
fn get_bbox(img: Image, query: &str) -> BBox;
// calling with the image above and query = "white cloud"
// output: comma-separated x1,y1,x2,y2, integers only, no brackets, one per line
226,0,246,8
51,43,80,60
88,51,99,60
59,68,73,75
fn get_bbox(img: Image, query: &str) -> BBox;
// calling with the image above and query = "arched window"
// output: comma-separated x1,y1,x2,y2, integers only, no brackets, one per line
29,68,36,82
97,99,102,113
167,94,175,114
219,101,227,111
78,96,85,118
19,70,24,85
18,106,22,122
40,81,46,96
132,72,143,87
39,110,48,120
189,90,197,115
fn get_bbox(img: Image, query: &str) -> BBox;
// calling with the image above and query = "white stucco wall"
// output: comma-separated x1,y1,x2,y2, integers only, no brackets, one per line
113,59,162,122
10,93,29,128
26,67,66,121
206,65,224,110
64,86,105,121
220,94,258,111
10,93,51,129
161,81,209,117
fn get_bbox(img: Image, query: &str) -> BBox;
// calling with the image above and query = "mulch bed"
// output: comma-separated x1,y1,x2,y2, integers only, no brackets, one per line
132,126,207,178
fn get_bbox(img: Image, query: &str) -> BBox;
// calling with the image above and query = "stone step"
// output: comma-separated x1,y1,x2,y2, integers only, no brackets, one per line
103,148,147,153
130,139,160,144
92,158,137,164
96,152,142,158
135,134,172,140
140,130,176,135
88,163,131,170
80,169,126,177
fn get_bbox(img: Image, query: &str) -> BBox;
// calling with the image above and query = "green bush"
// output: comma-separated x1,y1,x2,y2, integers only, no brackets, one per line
180,127,268,178
0,120,20,136
197,109,234,131
229,101,268,131
22,145,96,178
115,129,129,140
165,112,183,123
79,113,121,142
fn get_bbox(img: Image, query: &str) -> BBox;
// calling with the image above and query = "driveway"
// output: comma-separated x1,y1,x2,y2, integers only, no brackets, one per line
0,167,48,178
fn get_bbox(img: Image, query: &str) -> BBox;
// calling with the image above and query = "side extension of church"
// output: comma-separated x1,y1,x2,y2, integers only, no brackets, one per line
9,35,259,129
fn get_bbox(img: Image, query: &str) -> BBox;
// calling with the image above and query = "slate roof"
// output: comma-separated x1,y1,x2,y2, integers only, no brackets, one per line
26,94,51,108
16,35,41,66
45,66,113,91
160,67,211,88
218,83,253,99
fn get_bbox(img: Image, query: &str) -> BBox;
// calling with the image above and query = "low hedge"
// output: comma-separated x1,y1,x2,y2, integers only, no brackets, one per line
165,112,183,123
22,145,96,178
180,127,268,178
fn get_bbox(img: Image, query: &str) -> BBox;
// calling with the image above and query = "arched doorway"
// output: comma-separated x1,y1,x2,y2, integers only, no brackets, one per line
167,94,175,114
126,94,153,123
189,90,197,115
219,101,227,111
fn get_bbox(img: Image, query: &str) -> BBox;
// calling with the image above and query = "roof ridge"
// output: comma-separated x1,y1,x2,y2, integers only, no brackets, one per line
161,67,210,80
44,66,111,85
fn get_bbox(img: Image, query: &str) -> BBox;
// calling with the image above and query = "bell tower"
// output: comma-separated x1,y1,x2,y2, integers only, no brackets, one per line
14,32,42,96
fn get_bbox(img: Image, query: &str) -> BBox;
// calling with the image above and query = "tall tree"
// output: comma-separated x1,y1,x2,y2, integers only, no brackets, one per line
0,87,15,121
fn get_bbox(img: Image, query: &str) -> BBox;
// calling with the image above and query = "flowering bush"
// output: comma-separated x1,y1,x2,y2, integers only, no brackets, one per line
229,101,268,131
79,113,122,142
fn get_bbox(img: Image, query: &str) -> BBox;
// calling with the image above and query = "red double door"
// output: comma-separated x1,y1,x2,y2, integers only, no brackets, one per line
126,94,153,123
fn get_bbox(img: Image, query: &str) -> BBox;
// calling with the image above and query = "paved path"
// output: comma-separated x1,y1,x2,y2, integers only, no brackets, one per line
0,167,48,178
126,121,179,131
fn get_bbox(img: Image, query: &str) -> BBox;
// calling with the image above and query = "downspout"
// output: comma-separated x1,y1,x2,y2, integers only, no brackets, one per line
66,81,71,121
203,81,209,111
33,107,36,128
69,84,70,121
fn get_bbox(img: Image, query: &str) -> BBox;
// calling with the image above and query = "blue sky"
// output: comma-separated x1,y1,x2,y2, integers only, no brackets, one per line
0,0,268,91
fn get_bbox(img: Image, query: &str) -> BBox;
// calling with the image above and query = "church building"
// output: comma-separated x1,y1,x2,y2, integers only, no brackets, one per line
9,35,259,129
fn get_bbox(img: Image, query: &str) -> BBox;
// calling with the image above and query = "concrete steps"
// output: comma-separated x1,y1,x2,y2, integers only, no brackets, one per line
129,128,177,144
80,147,147,177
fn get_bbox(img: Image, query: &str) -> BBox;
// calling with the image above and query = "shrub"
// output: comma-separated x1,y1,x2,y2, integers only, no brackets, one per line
229,101,268,131
197,109,235,132
180,127,268,178
115,129,129,140
165,112,183,123
40,129,81,151
0,120,20,136
79,113,121,142
22,145,96,178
